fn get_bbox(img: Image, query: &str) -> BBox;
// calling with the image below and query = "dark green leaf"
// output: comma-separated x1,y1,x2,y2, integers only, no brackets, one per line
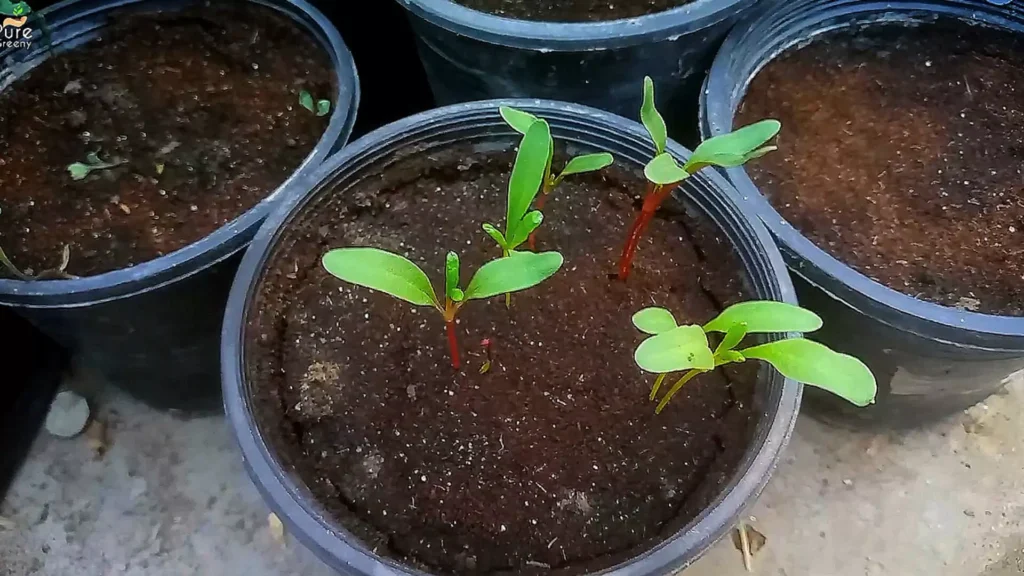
445,251,461,301
632,308,677,335
464,251,563,300
322,247,440,308
716,323,748,354
644,153,689,185
499,106,538,134
316,99,331,117
634,325,715,374
507,210,543,251
640,76,667,155
704,301,823,334
298,90,314,113
741,338,877,407
684,119,781,171
506,120,551,237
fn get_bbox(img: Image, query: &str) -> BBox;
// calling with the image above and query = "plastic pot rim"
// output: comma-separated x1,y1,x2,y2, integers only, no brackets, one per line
393,0,761,51
0,0,360,308
701,0,1024,343
222,98,802,576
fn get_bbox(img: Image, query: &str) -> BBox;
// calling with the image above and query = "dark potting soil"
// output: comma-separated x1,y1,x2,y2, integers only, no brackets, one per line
453,0,695,23
248,143,761,574
737,19,1024,316
0,6,332,278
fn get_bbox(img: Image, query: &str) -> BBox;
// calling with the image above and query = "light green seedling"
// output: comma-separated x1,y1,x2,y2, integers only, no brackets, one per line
322,247,563,369
0,207,74,281
67,151,124,181
618,76,781,280
299,90,331,117
632,301,876,413
499,106,613,227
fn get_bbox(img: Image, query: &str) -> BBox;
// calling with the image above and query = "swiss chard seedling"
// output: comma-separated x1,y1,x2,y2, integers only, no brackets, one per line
322,248,563,369
0,208,75,280
617,77,781,280
299,90,331,117
632,301,876,413
67,151,124,181
500,106,614,248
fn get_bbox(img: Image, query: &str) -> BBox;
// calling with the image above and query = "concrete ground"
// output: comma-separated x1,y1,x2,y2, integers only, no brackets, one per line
1,377,1021,576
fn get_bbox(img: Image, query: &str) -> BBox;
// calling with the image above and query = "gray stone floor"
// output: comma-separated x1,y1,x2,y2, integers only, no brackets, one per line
1,378,1022,576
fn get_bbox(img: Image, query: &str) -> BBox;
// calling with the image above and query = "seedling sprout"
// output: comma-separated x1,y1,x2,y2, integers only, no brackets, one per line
299,90,331,117
633,301,876,413
0,208,75,280
500,106,614,248
67,151,124,181
322,248,563,369
617,77,780,280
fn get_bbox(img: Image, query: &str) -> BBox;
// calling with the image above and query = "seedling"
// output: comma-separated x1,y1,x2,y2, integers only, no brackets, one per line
299,90,331,117
322,248,563,369
617,77,781,280
632,301,877,413
500,106,614,247
67,151,124,181
0,208,75,280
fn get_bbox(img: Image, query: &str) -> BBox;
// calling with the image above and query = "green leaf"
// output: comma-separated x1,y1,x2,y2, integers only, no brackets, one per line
450,288,465,302
506,210,543,251
322,247,440,308
684,119,781,171
640,76,667,155
632,308,677,335
298,90,314,113
506,119,551,237
715,322,749,354
482,223,507,249
704,301,823,334
67,163,91,181
741,339,877,407
12,3,24,16
500,106,538,134
316,99,331,117
634,325,715,374
716,350,745,365
85,152,102,165
464,251,563,300
557,153,614,180
445,251,461,302
644,153,689,185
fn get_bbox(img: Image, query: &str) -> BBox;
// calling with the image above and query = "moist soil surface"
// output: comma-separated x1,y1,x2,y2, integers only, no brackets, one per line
738,19,1024,316
248,143,761,574
453,0,695,23
0,6,332,278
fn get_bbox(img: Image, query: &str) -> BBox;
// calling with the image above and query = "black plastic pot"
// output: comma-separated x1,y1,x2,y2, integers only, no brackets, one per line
394,0,764,146
700,0,1024,428
0,0,359,412
223,100,802,575
0,308,66,500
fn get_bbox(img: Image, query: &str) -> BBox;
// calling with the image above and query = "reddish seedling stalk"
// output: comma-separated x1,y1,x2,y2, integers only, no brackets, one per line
617,181,679,281
443,298,465,369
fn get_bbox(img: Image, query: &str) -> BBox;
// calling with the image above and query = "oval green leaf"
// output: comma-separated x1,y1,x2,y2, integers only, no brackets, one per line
634,325,715,374
507,210,544,251
685,119,781,170
298,90,314,113
741,338,877,407
464,251,563,301
500,106,538,134
632,307,678,335
507,120,551,237
704,301,823,334
445,251,461,301
558,153,614,179
640,76,667,155
322,247,439,308
644,153,689,185
316,99,331,117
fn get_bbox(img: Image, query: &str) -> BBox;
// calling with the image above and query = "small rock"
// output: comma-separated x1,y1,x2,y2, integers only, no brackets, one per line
268,513,286,545
44,391,90,438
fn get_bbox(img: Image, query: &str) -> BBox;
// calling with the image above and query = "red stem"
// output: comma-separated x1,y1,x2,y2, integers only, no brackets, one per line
617,183,674,281
528,190,550,250
446,319,461,370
